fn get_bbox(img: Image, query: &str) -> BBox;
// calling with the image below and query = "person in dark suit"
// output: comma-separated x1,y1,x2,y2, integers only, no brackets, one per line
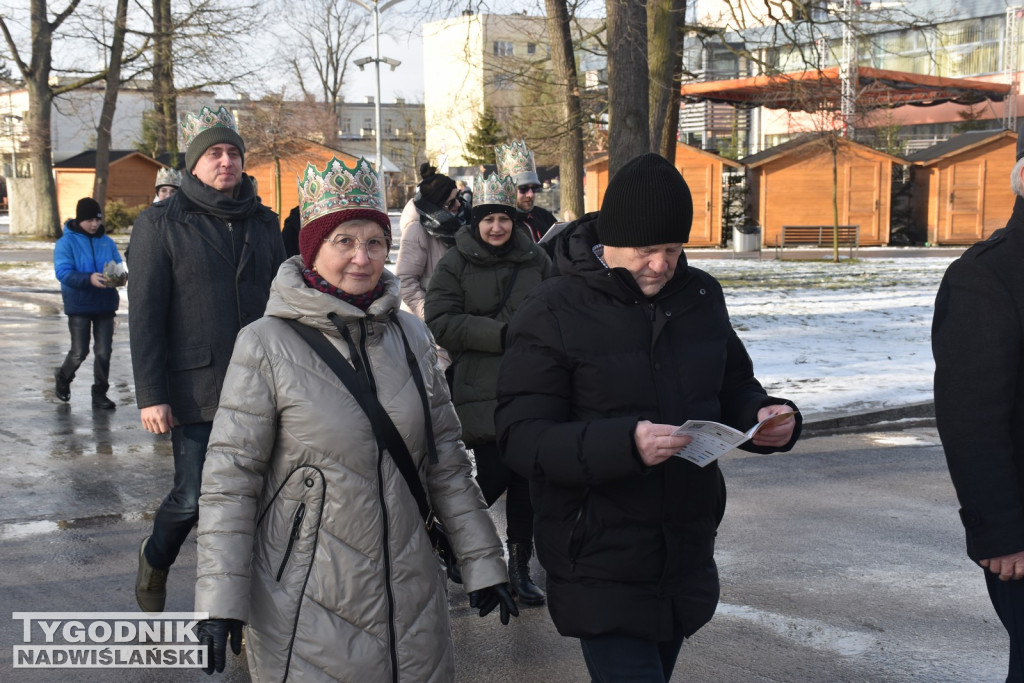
933,125,1024,683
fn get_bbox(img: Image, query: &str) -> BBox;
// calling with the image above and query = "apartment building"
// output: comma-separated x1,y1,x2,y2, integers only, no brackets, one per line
423,11,603,168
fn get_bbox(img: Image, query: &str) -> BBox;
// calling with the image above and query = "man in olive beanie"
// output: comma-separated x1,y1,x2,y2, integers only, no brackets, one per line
496,152,800,681
127,105,286,613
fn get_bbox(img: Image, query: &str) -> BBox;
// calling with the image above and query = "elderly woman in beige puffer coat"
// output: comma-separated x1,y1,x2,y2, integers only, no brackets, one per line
192,157,517,681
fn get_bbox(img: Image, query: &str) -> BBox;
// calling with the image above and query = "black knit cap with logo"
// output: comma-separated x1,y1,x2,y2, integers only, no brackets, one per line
597,153,693,247
76,197,102,222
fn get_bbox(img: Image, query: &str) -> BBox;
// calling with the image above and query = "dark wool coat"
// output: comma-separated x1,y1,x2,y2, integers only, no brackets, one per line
425,224,550,446
495,215,800,642
933,196,1024,563
127,180,286,424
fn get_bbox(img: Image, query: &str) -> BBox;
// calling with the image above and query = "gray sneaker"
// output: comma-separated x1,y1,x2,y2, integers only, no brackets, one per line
135,537,168,613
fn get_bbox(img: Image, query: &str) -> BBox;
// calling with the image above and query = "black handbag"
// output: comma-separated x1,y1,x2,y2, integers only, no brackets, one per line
283,315,462,584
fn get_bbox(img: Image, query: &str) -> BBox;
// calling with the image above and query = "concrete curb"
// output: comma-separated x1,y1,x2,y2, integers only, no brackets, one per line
802,400,935,436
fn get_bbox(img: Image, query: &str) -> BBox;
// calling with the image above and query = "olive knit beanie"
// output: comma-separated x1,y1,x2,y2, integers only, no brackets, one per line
597,153,693,246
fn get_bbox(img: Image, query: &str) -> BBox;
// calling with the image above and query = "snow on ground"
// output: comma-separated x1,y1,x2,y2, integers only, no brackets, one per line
0,240,958,417
698,256,955,416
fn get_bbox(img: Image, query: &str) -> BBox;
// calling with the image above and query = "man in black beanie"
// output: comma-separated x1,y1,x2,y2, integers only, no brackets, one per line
496,152,800,680
933,123,1024,682
127,105,286,613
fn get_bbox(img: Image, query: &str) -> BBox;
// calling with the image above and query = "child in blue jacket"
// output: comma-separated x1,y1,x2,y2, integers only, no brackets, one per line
53,197,123,408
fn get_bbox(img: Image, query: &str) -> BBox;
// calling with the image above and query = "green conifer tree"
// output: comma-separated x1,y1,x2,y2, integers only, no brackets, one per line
463,108,504,166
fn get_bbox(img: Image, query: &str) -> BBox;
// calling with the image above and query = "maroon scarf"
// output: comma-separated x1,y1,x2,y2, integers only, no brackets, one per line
303,268,384,311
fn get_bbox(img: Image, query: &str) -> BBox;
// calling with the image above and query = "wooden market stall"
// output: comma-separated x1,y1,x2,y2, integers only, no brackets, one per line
905,129,1017,245
740,135,905,248
584,143,742,247
54,151,164,221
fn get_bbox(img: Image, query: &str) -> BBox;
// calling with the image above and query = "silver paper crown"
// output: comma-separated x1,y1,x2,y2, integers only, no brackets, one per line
154,167,182,188
475,173,517,208
180,106,238,149
495,140,540,186
297,156,385,226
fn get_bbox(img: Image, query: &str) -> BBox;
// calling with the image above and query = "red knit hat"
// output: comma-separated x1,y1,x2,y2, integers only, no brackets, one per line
299,208,391,269
296,156,391,268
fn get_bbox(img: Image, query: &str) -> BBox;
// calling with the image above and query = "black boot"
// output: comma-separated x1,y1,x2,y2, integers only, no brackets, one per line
54,369,70,402
508,541,545,606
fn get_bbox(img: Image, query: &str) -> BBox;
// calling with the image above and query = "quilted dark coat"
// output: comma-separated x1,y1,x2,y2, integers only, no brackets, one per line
495,215,800,641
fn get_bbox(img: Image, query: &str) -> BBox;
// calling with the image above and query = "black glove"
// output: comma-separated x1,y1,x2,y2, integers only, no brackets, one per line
196,618,243,675
468,582,519,625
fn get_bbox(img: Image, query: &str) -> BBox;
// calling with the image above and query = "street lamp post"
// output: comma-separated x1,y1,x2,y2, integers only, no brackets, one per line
350,0,404,209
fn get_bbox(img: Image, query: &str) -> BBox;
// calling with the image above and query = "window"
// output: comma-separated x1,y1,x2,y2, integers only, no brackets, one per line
341,117,351,134
527,43,536,55
493,41,514,57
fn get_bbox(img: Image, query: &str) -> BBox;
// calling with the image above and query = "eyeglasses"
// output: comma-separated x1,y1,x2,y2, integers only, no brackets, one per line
518,185,541,195
322,234,389,260
445,196,462,211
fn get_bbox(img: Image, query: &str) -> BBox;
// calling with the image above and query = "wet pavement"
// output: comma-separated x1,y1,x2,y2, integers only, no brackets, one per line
0,241,1007,682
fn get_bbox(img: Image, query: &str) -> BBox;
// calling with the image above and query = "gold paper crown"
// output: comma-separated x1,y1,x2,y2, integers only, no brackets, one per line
495,140,540,186
154,167,182,188
297,156,384,226
180,106,239,149
475,173,517,208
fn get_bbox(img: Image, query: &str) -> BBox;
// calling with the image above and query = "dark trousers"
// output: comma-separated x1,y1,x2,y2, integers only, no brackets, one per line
59,314,114,394
580,629,687,683
473,441,534,544
986,568,1024,682
145,421,212,571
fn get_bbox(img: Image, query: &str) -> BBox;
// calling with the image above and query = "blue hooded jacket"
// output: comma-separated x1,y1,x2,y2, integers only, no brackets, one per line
54,218,122,316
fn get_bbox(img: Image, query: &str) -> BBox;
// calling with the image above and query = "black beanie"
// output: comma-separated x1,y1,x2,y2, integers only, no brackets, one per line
186,126,246,172
597,153,693,246
1017,122,1024,161
417,162,457,208
76,197,102,222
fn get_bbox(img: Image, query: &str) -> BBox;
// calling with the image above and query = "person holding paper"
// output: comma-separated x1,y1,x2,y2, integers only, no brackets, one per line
495,152,801,682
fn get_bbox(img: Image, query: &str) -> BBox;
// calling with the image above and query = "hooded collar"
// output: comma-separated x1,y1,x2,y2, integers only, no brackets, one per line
64,218,106,239
265,256,403,334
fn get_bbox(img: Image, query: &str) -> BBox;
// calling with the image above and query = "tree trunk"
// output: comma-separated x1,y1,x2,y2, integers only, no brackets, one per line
831,140,839,263
152,0,177,163
93,0,129,205
544,0,584,221
26,0,63,238
606,0,649,175
648,0,685,161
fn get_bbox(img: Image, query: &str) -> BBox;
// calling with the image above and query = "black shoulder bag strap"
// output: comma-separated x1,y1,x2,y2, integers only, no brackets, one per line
281,317,434,522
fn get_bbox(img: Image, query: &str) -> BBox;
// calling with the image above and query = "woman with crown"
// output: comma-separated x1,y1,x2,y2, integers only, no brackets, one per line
192,157,517,679
424,172,552,609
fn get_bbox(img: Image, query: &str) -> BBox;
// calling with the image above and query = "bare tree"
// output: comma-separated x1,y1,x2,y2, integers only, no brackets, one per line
237,94,314,215
648,0,685,161
93,0,135,205
544,0,585,220
0,0,107,238
605,0,648,174
141,0,268,161
283,0,371,145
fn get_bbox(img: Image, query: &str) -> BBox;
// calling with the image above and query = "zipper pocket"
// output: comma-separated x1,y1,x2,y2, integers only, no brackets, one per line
276,502,307,581
567,493,591,572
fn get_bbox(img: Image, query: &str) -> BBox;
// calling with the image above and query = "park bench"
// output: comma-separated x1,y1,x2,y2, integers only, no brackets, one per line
776,225,859,259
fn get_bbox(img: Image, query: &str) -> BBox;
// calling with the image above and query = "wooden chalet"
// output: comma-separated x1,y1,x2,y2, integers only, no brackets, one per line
54,151,165,221
584,143,742,247
739,135,905,248
905,129,1017,245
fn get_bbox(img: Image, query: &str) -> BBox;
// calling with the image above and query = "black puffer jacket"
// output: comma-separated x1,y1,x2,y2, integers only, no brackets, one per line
495,215,800,641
